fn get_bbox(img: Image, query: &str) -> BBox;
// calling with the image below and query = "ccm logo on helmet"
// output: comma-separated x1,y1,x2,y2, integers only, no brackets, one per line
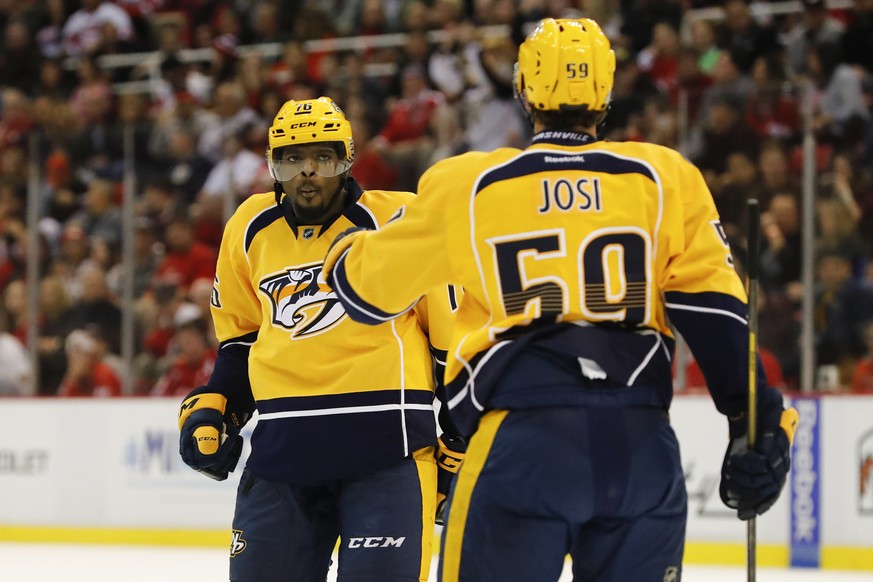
289,121,317,129
347,536,406,548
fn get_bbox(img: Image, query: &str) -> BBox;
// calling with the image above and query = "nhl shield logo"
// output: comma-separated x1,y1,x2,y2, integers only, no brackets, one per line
861,428,873,514
259,262,346,339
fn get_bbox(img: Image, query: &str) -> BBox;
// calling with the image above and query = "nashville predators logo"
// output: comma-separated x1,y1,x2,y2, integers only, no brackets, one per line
259,263,346,339
230,529,247,557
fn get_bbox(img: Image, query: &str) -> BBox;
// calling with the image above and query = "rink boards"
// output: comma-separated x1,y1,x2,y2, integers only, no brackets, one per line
0,394,871,571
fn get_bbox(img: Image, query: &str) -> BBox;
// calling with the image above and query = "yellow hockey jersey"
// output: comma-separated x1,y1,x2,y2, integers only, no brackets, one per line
207,179,455,484
327,132,776,435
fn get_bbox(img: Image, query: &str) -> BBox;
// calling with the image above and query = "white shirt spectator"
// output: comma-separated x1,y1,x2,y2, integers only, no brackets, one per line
61,1,134,58
0,333,34,396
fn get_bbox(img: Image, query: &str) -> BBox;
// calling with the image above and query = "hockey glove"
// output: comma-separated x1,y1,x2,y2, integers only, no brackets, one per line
719,407,799,520
178,389,244,481
435,434,467,526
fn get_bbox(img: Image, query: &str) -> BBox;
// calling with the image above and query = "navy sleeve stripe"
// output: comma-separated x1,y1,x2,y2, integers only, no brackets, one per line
258,388,435,415
664,302,748,326
257,390,435,422
219,330,258,350
664,291,747,321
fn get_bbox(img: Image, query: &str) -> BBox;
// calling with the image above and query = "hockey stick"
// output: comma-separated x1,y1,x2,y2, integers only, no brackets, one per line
746,198,760,582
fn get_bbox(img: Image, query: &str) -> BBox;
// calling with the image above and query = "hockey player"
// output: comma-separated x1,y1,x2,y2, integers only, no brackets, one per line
323,19,799,582
177,97,465,581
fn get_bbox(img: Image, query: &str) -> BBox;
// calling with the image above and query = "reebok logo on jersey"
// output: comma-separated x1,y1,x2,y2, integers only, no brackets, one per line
230,530,247,557
663,566,679,582
259,263,346,338
544,155,586,163
347,536,406,549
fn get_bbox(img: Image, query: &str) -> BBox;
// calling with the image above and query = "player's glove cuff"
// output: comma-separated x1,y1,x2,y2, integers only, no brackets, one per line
435,435,467,525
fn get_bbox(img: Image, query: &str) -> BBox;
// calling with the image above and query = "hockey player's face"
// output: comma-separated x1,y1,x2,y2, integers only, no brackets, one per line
282,145,345,224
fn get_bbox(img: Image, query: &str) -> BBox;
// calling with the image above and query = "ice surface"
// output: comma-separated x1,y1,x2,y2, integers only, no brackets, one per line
1,543,871,581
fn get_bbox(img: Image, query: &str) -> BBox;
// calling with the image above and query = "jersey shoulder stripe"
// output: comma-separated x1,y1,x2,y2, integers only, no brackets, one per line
476,149,657,194
244,205,284,252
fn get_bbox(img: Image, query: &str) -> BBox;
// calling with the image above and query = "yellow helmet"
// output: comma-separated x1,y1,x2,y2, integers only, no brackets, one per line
515,18,615,114
267,96,355,180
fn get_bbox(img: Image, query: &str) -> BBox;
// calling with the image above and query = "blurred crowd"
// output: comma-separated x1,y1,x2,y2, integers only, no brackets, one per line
0,0,872,397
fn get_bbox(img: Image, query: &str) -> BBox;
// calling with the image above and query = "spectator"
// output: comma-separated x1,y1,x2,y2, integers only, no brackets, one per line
745,54,801,142
689,18,721,75
154,216,217,293
784,0,846,77
197,81,261,164
371,64,446,190
691,94,760,178
808,40,871,147
186,277,218,347
694,49,756,130
758,141,800,202
198,124,269,215
0,88,33,151
619,0,683,55
0,18,43,92
715,0,780,74
60,0,135,58
51,223,97,301
458,36,527,153
712,150,766,237
814,248,873,375
150,318,216,397
841,0,873,74
851,320,873,392
0,301,34,396
637,21,680,95
107,216,162,299
760,191,803,294
157,128,213,205
671,47,712,125
599,55,660,140
65,267,122,355
68,179,122,252
57,328,122,397
348,114,398,191
35,275,75,395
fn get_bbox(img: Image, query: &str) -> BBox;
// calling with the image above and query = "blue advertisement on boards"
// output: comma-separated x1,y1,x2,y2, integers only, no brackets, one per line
790,397,820,568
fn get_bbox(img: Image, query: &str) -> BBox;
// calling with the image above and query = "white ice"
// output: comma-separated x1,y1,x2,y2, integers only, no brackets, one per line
1,543,871,581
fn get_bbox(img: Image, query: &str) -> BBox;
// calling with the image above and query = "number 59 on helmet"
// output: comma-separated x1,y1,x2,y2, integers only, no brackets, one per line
514,18,616,117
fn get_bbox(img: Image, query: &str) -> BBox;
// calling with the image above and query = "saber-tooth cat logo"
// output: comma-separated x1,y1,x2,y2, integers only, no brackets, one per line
259,263,346,339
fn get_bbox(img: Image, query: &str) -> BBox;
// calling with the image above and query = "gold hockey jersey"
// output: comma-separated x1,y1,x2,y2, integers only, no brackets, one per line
327,132,767,435
208,179,454,483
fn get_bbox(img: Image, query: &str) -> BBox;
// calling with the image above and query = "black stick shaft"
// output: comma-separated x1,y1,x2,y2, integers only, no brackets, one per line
746,198,761,582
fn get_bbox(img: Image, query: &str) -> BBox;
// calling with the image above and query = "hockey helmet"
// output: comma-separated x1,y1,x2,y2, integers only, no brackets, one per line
267,96,355,180
514,18,616,114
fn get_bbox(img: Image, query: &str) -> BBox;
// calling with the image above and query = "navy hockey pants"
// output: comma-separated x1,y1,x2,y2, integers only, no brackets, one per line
439,406,687,582
229,447,437,582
